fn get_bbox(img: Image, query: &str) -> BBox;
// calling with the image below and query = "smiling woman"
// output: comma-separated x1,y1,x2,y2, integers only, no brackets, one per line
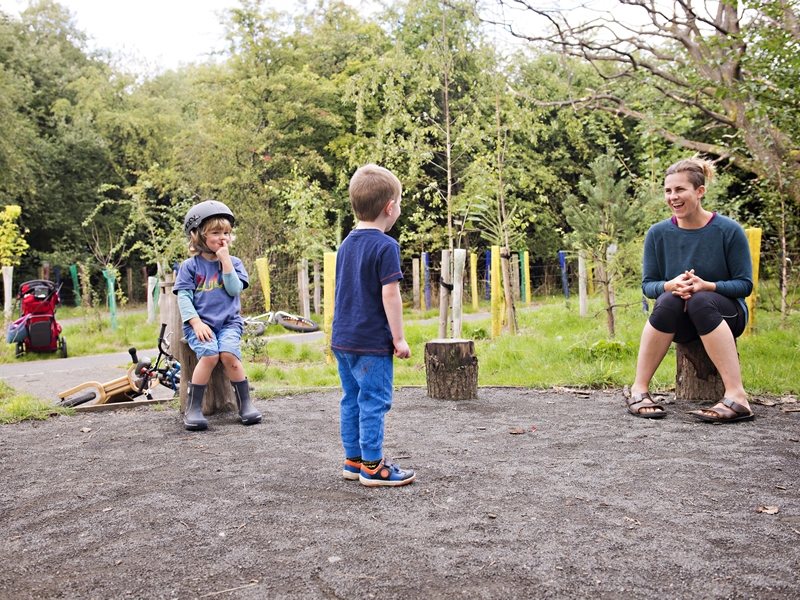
626,156,755,424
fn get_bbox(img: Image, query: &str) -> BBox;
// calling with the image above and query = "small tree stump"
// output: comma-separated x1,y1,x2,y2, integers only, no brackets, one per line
424,338,478,400
178,339,236,415
675,340,726,401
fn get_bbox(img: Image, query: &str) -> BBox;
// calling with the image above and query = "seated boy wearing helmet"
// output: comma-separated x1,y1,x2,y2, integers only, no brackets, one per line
174,200,261,431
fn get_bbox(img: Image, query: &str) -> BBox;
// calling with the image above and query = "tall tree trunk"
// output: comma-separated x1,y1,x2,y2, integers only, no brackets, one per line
595,254,615,338
496,92,517,333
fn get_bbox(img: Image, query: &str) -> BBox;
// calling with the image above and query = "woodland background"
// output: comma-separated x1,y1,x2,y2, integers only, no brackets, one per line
1,0,798,315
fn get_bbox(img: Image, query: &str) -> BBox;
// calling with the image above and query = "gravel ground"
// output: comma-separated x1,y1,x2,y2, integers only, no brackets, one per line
1,386,799,599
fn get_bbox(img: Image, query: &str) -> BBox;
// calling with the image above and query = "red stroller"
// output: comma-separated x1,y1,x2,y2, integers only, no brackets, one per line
6,280,67,359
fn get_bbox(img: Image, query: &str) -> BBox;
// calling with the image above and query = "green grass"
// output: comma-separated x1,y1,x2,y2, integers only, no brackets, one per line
247,291,799,397
0,304,162,364
0,381,73,424
3,291,798,421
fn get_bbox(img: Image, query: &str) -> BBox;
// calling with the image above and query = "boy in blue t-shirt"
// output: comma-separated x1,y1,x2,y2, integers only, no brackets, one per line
332,164,415,487
173,200,261,431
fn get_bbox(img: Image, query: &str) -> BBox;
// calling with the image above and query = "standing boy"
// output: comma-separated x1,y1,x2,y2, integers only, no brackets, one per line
332,164,415,487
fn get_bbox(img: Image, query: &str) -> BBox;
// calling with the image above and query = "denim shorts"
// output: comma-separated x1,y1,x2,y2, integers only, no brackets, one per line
184,326,242,362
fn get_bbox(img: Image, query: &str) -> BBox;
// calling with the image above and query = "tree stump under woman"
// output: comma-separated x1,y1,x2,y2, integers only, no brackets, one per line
178,339,236,415
675,339,726,401
424,339,478,400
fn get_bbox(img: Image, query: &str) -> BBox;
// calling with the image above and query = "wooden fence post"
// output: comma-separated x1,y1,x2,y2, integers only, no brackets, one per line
126,267,133,302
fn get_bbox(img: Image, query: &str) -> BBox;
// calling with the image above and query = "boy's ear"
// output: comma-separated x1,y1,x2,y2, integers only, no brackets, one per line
384,199,395,214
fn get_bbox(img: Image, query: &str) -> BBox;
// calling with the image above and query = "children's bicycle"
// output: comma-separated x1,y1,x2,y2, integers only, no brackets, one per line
58,323,181,408
243,311,320,336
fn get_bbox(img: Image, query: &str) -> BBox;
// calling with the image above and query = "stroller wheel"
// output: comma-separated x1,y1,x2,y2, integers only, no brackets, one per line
61,336,68,358
15,342,24,358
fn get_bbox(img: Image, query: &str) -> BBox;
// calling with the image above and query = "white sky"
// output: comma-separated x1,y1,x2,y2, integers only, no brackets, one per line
0,0,245,71
0,0,609,73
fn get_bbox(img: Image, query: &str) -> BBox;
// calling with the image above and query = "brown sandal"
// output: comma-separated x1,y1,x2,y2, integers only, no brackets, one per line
624,388,666,419
690,398,754,423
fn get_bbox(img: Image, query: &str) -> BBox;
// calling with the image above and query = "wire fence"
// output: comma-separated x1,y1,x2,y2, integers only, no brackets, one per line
239,252,569,315
19,252,573,314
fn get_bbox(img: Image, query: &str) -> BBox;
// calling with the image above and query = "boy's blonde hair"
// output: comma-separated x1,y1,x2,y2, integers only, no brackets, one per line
665,155,716,190
349,164,402,222
188,216,235,256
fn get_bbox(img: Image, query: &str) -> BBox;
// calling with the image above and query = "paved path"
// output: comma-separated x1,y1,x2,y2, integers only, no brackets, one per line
1,310,496,402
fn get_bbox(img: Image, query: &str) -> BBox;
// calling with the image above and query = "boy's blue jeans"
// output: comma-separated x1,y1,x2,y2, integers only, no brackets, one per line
333,351,393,462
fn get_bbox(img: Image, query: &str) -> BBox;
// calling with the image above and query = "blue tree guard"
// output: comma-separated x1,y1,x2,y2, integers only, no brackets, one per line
484,249,491,301
422,252,431,310
558,251,570,299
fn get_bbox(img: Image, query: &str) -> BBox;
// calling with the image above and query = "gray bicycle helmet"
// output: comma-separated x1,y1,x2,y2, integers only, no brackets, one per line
184,201,235,238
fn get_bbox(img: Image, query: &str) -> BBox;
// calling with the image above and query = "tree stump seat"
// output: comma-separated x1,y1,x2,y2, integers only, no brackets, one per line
675,339,728,401
177,338,236,415
424,338,478,400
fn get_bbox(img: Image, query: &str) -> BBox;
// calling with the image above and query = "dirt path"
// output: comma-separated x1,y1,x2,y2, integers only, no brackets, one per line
1,387,798,598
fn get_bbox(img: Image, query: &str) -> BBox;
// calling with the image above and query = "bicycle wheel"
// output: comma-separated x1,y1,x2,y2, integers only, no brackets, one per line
60,391,97,408
276,313,319,333
244,321,266,336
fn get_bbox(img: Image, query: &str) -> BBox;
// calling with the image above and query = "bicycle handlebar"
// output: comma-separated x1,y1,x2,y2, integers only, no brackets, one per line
129,347,138,364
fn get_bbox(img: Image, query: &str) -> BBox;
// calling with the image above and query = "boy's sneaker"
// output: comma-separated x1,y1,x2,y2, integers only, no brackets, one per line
359,458,415,487
343,458,362,481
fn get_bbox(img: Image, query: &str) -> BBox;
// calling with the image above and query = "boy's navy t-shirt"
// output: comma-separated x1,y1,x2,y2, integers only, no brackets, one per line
173,255,249,335
331,229,403,356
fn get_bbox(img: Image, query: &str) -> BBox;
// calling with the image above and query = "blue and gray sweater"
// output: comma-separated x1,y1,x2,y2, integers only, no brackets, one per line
642,214,753,321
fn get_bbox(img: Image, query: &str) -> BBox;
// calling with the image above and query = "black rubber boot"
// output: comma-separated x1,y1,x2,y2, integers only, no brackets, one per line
232,378,261,425
184,383,209,431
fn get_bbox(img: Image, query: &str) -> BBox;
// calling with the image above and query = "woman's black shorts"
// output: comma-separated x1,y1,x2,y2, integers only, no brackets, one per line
648,291,746,343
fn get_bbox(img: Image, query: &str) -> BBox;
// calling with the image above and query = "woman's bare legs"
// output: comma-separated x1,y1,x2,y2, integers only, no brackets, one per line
629,322,675,414
697,320,749,415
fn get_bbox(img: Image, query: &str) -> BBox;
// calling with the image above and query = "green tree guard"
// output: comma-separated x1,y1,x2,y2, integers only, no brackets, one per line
102,269,118,331
69,265,81,307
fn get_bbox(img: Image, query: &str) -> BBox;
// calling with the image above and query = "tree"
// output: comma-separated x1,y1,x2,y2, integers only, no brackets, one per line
563,152,643,337
0,205,29,268
491,0,800,316
346,0,495,254
493,0,799,194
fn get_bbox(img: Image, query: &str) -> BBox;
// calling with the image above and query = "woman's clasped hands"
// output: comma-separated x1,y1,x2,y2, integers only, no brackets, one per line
669,269,714,300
